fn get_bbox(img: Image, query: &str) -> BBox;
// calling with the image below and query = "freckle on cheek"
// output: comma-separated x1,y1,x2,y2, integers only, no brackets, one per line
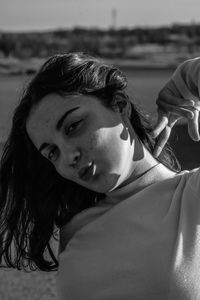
89,135,98,150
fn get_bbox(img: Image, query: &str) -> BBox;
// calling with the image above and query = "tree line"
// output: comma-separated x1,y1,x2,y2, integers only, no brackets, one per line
0,23,200,59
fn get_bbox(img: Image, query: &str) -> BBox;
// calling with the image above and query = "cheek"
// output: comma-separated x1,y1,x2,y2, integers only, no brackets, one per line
92,126,129,167
54,163,71,180
54,125,129,180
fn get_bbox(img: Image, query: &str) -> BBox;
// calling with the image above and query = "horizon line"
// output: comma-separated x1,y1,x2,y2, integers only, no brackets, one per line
0,21,199,34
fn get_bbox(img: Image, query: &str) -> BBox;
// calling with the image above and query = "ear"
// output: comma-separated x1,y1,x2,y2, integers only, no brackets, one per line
112,91,132,118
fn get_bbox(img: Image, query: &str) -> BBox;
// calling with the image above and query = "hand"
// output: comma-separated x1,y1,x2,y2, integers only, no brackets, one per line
151,80,200,158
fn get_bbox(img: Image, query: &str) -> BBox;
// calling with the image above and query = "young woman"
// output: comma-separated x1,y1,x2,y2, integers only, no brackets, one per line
0,53,200,299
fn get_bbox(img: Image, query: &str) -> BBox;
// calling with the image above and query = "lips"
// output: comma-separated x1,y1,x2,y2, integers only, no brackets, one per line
78,162,96,182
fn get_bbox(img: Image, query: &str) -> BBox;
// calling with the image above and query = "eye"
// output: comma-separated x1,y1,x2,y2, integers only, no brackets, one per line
48,147,59,162
65,120,83,135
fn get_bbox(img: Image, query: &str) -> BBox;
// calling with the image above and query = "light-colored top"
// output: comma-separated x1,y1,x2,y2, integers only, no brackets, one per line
56,57,200,300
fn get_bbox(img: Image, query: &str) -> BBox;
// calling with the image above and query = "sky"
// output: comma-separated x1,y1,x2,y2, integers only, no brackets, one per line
0,0,200,32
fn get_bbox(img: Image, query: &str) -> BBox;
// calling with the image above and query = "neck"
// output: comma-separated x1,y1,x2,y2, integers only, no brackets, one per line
114,142,176,192
104,162,176,204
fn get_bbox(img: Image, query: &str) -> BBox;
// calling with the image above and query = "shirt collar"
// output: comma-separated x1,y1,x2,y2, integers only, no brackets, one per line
100,163,176,205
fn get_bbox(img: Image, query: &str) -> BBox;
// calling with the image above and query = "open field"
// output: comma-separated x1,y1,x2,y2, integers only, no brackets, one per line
0,69,200,299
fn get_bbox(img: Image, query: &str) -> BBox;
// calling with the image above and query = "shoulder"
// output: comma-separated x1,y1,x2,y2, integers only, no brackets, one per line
172,167,200,206
183,167,200,190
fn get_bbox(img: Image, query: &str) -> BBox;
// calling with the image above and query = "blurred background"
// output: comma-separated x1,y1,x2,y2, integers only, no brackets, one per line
0,0,200,299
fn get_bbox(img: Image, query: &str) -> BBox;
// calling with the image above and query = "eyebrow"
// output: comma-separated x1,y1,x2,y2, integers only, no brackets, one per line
39,106,80,153
56,106,80,131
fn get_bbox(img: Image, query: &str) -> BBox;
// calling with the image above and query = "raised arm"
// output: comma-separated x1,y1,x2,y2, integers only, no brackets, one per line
152,57,200,157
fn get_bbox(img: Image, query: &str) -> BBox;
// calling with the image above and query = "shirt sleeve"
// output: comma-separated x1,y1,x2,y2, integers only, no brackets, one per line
171,57,200,101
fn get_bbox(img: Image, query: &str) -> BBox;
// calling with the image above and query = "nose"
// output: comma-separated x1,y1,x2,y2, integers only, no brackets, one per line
69,150,81,167
63,150,80,167
61,146,81,168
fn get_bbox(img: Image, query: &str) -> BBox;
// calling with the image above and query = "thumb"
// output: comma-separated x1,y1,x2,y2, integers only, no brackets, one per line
187,110,200,141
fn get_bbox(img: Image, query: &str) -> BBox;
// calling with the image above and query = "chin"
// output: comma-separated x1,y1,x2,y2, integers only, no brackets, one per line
91,174,122,194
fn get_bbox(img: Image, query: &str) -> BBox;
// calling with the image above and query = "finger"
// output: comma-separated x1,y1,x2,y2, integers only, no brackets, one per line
158,100,195,119
157,91,195,107
152,115,178,157
153,126,172,157
151,110,169,138
187,110,200,141
168,114,179,128
151,110,180,139
193,102,200,111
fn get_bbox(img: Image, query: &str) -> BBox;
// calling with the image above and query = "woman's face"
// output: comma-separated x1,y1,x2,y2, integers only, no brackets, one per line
26,93,139,193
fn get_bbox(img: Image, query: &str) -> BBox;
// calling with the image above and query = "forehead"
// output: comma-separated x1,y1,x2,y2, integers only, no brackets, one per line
30,93,95,117
27,93,99,126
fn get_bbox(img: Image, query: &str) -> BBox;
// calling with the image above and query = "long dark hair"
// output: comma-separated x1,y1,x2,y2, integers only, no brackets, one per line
0,52,180,272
